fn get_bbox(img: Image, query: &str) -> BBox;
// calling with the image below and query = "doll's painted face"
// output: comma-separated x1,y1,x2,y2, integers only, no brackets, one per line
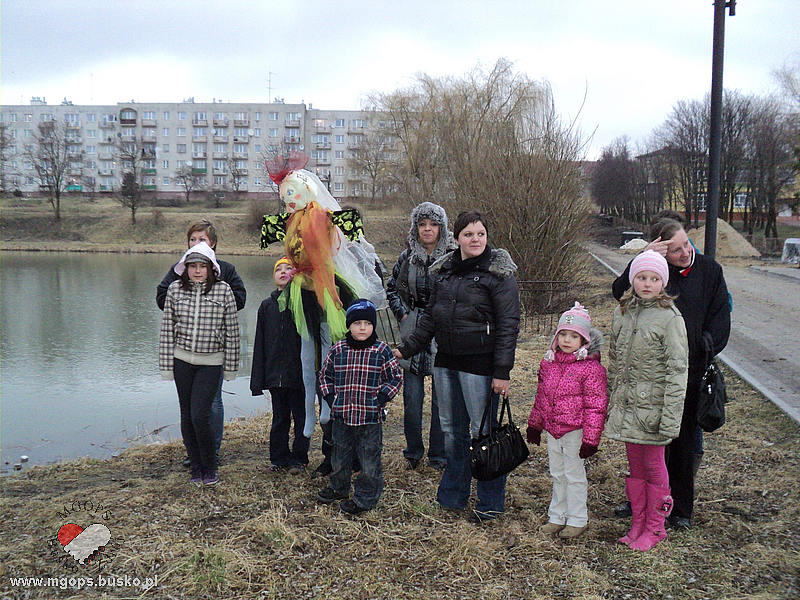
279,170,317,213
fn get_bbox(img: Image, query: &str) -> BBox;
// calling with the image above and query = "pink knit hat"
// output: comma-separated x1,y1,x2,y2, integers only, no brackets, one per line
545,301,592,360
629,249,669,288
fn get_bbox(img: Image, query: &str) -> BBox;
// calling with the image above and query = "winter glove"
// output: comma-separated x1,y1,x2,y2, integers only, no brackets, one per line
526,427,541,445
578,442,598,459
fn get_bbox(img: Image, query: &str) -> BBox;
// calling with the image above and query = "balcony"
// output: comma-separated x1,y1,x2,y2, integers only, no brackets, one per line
191,168,207,175
236,168,248,176
232,136,248,142
120,118,136,126
99,154,113,161
234,119,249,127
284,136,300,144
66,122,81,130
141,119,157,127
100,120,117,128
314,124,331,134
192,153,207,159
192,119,208,126
213,135,228,142
315,157,330,166
192,135,207,142
213,119,229,126
315,141,331,149
213,168,227,174
142,184,157,190
67,152,83,159
142,168,157,175
99,184,113,191
347,141,362,150
100,136,115,144
285,119,301,128
233,152,248,159
98,170,114,176
212,152,227,159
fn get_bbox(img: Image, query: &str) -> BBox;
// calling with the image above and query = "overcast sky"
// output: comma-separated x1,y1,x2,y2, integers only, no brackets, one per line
2,0,798,159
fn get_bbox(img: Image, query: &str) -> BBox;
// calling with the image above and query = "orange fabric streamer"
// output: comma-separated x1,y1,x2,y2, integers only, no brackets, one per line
284,201,341,310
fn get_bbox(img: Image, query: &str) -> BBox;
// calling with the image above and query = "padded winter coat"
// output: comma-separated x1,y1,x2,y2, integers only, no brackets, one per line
527,328,608,447
605,298,688,446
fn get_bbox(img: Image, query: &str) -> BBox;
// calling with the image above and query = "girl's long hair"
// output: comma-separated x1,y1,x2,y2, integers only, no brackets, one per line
619,285,676,314
179,262,218,294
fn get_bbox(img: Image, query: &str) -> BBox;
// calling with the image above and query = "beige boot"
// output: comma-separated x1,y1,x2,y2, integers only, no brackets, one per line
540,522,565,535
558,524,588,539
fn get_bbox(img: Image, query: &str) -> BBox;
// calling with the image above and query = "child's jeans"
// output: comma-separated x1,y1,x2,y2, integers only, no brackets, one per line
626,443,668,486
330,420,384,510
546,429,588,527
269,387,309,467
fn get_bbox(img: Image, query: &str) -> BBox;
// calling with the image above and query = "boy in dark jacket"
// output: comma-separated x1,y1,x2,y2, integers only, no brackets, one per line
315,300,403,515
250,257,308,473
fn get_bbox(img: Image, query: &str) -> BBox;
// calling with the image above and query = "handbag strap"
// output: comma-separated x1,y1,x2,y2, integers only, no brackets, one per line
477,393,514,440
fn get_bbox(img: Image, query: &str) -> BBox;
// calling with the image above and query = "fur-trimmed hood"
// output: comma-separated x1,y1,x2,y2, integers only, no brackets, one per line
431,247,518,279
407,202,456,265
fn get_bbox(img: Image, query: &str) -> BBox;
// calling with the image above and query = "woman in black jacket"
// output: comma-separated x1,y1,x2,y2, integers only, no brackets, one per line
395,211,521,523
612,218,731,528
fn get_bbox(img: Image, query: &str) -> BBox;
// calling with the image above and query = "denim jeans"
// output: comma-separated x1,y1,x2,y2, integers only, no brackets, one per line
174,359,221,472
330,420,384,510
433,367,506,517
209,372,224,453
269,387,310,467
402,369,446,465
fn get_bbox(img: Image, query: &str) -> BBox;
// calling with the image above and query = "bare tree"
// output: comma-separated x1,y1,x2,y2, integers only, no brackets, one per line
371,58,588,286
719,91,753,222
174,165,205,204
25,121,78,220
0,123,19,195
347,113,396,203
115,135,154,224
226,155,248,201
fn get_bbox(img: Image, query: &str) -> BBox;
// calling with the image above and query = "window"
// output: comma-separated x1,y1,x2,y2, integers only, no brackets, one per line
214,143,227,154
213,128,227,138
287,112,301,121
268,112,279,121
86,145,96,154
163,128,169,137
193,159,207,170
177,143,187,153
162,144,169,153
235,159,247,169
142,111,156,120
25,114,32,122
85,160,96,170
178,111,187,120
351,118,365,128
268,128,279,137
254,112,261,121
162,160,169,168
254,143,261,153
233,143,247,155
253,128,261,137
213,159,227,172
176,127,186,137
24,129,32,138
6,113,18,123
254,176,262,186
193,143,206,157
121,127,135,137
193,127,207,138
234,127,248,138
41,113,54,122
214,112,226,120
334,119,345,128
214,175,226,185
144,129,156,138
234,112,246,120
86,129,97,138
177,160,187,168
193,112,207,121
734,193,748,209
120,109,136,120
334,150,344,159
333,182,343,192
64,113,79,123
163,177,170,185
311,150,329,161
334,166,344,176
335,135,345,144
163,111,170,120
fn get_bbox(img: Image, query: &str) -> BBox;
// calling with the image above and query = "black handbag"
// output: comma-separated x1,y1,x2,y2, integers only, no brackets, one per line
697,360,727,432
470,393,530,481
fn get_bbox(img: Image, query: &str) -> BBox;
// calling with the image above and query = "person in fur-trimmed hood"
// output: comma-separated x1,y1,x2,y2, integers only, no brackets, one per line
526,302,608,540
395,211,521,524
386,201,456,471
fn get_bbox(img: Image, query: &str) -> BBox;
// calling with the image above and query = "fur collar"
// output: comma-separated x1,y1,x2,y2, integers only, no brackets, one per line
430,247,517,279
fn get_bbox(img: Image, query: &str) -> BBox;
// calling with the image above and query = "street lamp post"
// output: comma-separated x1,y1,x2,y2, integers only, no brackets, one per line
705,0,736,261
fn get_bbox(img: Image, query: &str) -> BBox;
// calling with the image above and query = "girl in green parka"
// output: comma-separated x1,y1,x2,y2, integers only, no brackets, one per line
606,250,688,552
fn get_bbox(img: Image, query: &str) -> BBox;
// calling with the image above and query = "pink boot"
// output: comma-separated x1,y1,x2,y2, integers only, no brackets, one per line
618,477,647,546
629,484,673,552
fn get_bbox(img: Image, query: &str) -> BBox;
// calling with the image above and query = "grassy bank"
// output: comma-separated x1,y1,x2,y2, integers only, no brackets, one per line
2,260,798,600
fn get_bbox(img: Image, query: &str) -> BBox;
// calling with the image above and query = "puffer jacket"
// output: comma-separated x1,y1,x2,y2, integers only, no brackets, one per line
605,297,688,445
159,280,240,380
527,328,608,446
399,245,520,380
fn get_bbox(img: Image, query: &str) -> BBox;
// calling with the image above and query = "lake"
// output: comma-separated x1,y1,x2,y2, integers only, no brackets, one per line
1,251,280,472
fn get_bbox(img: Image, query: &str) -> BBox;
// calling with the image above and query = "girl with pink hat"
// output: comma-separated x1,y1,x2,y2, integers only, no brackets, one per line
605,250,689,551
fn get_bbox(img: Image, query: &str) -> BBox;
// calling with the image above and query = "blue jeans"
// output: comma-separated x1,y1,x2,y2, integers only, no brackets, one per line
402,370,446,465
330,420,384,510
433,367,506,517
210,372,224,453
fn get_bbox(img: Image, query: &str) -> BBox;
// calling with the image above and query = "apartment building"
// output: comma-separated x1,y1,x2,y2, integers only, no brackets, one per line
0,99,376,201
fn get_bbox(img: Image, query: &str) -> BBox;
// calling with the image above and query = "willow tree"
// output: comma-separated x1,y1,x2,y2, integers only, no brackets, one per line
371,58,588,287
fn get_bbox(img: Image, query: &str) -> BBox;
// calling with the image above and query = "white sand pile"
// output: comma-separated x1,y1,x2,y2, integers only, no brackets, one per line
690,218,760,257
620,238,648,253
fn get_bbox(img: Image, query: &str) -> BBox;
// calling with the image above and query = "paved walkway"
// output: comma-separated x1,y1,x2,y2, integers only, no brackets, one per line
586,242,800,424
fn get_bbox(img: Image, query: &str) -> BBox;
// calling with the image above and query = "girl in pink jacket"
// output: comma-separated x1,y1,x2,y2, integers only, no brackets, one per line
527,302,608,539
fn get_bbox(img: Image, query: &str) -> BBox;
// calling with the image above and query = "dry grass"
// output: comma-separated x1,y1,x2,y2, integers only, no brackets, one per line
2,260,799,599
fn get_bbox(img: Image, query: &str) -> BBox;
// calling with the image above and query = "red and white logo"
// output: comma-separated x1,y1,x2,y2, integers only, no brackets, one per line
57,523,111,564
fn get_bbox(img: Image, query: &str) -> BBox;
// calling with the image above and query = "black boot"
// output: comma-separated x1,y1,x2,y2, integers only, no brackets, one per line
614,499,633,518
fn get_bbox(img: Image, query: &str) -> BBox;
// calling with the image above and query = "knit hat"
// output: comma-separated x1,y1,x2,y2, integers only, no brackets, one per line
174,241,221,276
629,249,669,288
273,256,292,275
346,298,377,328
545,301,592,360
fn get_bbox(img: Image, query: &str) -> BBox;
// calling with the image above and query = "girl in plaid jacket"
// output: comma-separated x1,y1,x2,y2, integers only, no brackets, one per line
159,242,240,486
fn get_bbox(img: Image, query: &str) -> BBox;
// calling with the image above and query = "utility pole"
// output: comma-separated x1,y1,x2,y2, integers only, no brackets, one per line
705,0,736,260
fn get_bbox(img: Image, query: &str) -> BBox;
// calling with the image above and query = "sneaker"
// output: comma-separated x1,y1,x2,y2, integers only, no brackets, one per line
316,487,349,504
540,522,566,535
668,515,692,530
558,525,588,539
182,457,192,468
202,470,219,486
189,465,203,487
405,457,420,470
288,464,306,475
467,510,499,525
339,499,370,516
311,462,333,478
269,464,288,472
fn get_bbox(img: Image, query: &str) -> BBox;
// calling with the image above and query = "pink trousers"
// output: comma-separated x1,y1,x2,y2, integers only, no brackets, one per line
625,443,668,487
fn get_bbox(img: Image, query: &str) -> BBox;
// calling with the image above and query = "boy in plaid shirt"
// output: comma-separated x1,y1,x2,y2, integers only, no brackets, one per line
316,299,402,515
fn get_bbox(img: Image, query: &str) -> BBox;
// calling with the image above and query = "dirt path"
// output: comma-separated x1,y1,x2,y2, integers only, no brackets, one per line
586,241,800,424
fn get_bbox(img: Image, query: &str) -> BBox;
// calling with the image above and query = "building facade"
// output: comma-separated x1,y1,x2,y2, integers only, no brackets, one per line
1,99,378,201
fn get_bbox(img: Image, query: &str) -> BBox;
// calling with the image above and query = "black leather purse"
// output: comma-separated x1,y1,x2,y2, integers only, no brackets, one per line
470,393,530,481
697,360,727,432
